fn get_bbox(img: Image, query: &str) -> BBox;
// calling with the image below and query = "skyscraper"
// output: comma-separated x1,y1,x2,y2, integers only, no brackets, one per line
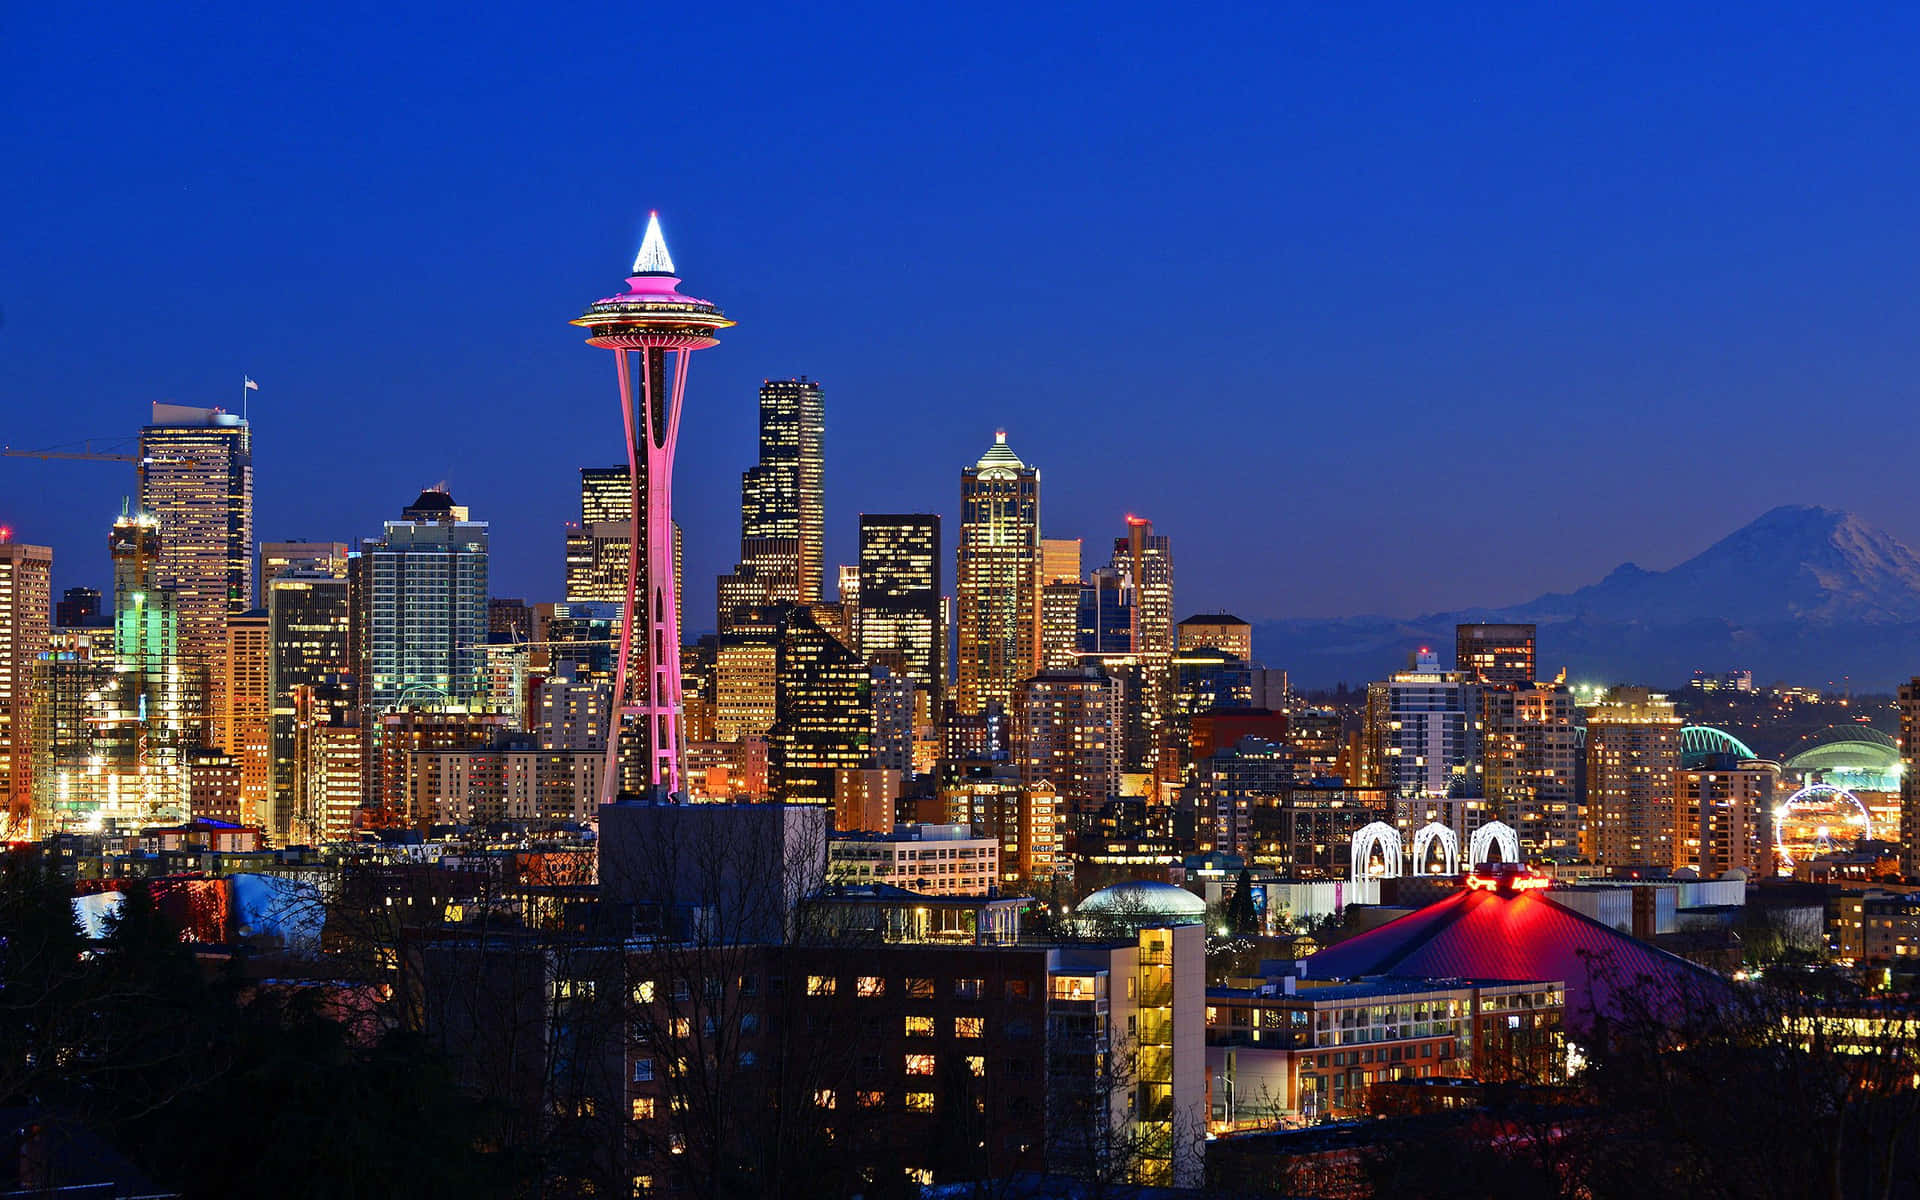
857,514,942,712
260,541,348,586
1372,649,1485,842
955,433,1040,715
137,403,252,677
102,512,193,826
1113,516,1174,758
717,378,826,629
1481,683,1581,857
0,537,52,834
768,606,871,806
217,609,271,826
268,572,352,840
572,214,731,798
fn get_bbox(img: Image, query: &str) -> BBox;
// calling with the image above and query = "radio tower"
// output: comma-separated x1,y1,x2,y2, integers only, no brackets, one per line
572,214,732,800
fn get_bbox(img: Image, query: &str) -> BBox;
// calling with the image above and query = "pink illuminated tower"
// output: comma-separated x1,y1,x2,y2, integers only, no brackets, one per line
572,214,733,800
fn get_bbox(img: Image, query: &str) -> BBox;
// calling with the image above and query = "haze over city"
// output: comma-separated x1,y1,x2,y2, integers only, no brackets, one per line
10,2,1920,623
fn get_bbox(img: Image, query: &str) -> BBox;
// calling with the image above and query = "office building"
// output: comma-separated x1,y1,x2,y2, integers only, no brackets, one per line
54,587,103,628
260,541,348,584
1585,687,1683,871
1905,679,1920,879
768,607,872,805
1077,566,1132,655
1176,613,1251,663
137,403,253,680
28,627,116,834
1039,581,1083,669
871,664,916,772
1041,537,1082,585
955,433,1040,715
827,822,999,895
0,538,52,833
857,514,942,711
268,572,352,841
216,609,271,826
360,489,490,716
833,766,905,833
837,563,861,643
537,662,610,751
718,378,825,629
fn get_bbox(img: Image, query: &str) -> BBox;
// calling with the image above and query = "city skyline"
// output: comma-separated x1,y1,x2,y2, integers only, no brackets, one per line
12,4,1920,627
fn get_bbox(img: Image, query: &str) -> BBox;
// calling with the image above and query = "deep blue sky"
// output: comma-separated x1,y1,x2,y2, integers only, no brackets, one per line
7,3,1920,628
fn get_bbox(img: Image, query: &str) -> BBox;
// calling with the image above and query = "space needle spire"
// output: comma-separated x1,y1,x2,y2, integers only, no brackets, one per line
572,215,733,801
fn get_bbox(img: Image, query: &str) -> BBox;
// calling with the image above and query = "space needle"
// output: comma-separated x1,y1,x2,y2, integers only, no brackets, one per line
572,214,732,801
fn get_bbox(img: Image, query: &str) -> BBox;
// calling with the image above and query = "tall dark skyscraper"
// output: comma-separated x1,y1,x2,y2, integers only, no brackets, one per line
857,514,942,715
718,378,825,629
267,572,351,840
769,605,871,806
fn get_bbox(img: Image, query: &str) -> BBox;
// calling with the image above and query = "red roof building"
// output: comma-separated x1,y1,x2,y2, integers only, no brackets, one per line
1300,877,1731,1037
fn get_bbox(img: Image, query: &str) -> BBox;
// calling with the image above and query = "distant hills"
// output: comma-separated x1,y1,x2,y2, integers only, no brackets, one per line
1255,506,1920,689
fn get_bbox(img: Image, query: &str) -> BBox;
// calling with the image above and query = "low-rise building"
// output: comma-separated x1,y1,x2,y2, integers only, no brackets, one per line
828,822,999,896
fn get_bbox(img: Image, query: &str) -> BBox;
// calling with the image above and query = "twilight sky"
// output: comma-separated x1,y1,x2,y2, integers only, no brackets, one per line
6,3,1920,629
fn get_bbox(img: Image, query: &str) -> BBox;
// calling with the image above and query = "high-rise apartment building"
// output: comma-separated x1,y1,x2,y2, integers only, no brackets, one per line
28,627,115,835
360,489,490,716
267,572,351,841
1584,687,1683,871
1675,758,1771,876
1481,683,1580,858
1013,667,1123,821
768,606,871,806
99,513,194,827
858,515,943,711
356,490,489,814
1371,650,1483,840
955,433,1040,714
1040,581,1084,670
837,564,861,644
137,404,253,676
1455,623,1537,687
718,378,825,629
0,539,52,834
1900,679,1920,879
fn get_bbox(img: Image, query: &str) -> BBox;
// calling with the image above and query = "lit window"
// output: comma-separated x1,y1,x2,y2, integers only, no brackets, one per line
858,1089,886,1108
671,1018,691,1039
905,1093,935,1113
906,1015,935,1037
955,1017,984,1038
905,1053,935,1075
807,975,838,996
905,977,934,998
966,1055,985,1077
631,1098,656,1120
633,980,655,1004
857,976,886,997
632,1174,654,1195
814,1089,837,1109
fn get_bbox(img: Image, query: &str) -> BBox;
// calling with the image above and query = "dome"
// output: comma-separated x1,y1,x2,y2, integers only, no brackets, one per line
1784,726,1902,791
1075,881,1206,922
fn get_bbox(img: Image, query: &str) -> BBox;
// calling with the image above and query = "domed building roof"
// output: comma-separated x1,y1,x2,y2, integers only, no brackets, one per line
1075,880,1206,923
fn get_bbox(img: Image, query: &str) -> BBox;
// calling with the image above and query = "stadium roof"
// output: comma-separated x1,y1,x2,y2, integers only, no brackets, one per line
1299,886,1729,1038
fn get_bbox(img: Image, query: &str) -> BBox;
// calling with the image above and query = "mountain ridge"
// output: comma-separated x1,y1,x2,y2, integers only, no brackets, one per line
1254,505,1920,687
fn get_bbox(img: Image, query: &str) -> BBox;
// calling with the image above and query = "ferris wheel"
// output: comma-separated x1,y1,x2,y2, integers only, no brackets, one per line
1773,783,1873,871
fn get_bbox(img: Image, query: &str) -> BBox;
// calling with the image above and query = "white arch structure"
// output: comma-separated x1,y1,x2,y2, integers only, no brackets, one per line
1469,821,1520,866
1411,822,1460,876
1351,821,1404,879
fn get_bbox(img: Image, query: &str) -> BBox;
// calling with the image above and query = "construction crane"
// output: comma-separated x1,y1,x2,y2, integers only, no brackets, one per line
3,440,138,463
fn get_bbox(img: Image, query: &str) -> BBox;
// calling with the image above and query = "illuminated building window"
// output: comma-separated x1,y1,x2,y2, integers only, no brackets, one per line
905,1016,935,1037
905,1094,934,1114
905,1053,935,1076
857,976,885,997
955,1017,984,1038
807,975,837,996
905,977,934,998
631,1098,656,1120
814,1089,837,1109
965,1055,985,1077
